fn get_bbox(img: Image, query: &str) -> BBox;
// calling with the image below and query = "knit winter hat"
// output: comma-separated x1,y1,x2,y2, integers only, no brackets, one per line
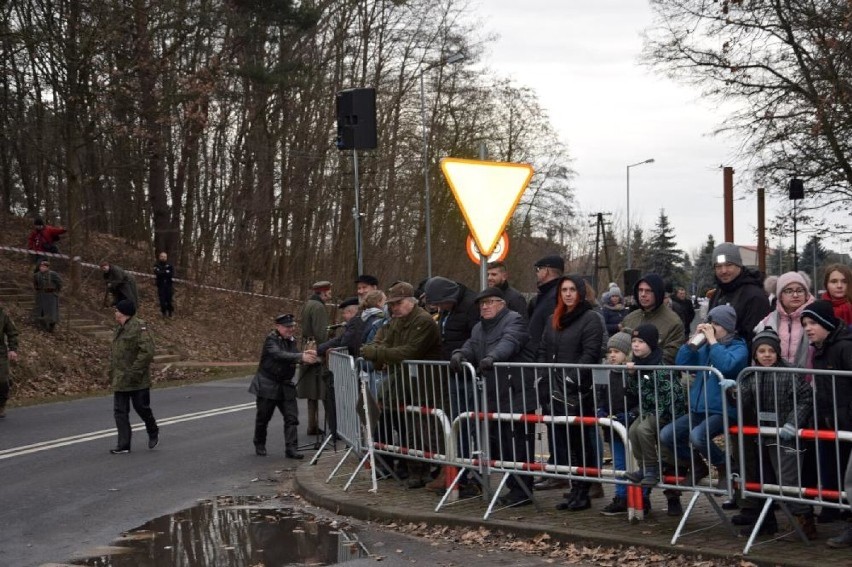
712,242,743,267
608,286,623,299
751,327,782,360
632,323,659,352
424,276,459,304
707,305,738,334
115,299,136,317
607,331,632,355
801,299,839,332
776,271,811,299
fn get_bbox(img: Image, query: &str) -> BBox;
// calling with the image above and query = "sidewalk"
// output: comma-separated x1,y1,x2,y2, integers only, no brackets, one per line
295,449,852,567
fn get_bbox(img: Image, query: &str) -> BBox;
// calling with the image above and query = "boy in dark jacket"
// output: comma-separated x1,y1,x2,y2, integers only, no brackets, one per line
737,327,816,538
625,324,687,487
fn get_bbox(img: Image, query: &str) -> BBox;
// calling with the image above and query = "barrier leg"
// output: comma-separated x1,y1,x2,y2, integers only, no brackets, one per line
325,446,354,482
483,472,512,520
435,467,465,512
310,434,335,465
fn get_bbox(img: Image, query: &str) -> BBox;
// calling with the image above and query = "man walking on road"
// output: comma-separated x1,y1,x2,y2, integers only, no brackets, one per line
249,314,318,458
109,299,158,454
0,305,19,418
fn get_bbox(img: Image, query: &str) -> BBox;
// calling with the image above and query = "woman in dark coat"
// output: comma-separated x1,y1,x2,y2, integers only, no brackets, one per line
539,275,605,511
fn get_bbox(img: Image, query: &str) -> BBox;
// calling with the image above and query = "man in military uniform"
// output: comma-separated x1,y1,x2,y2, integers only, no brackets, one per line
33,260,62,332
298,280,332,436
0,305,19,418
249,314,318,458
109,299,158,453
100,260,139,308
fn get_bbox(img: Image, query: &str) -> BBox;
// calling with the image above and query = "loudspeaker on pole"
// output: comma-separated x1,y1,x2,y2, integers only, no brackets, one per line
789,178,804,200
336,88,377,150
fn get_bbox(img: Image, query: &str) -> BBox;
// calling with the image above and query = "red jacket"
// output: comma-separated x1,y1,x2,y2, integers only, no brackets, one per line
27,225,66,252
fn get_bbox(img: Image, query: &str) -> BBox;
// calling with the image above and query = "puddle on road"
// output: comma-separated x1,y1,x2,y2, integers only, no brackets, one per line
72,495,367,566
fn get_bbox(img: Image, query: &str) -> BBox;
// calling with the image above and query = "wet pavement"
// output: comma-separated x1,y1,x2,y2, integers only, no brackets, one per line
295,449,852,567
69,495,366,566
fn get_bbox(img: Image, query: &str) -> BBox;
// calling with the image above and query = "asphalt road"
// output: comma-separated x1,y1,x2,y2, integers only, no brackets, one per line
0,375,321,566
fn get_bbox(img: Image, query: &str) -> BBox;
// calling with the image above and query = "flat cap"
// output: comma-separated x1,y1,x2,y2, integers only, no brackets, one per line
339,297,359,309
386,281,415,303
311,280,332,291
534,255,565,272
475,287,505,303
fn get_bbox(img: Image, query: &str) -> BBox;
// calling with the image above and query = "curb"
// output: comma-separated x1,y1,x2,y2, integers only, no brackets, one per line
291,463,805,567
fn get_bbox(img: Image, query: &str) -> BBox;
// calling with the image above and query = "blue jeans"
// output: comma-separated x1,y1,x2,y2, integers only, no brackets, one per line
660,412,726,466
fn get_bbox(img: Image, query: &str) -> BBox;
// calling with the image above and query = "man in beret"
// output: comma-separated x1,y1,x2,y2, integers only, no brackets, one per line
298,280,333,436
361,281,441,487
109,299,157,454
451,287,535,506
249,314,318,458
355,274,379,300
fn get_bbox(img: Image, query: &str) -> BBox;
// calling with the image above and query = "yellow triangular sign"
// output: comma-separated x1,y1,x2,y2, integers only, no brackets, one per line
440,158,534,256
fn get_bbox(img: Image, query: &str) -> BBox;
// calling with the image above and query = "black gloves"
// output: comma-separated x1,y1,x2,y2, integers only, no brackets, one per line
449,352,465,373
478,356,494,373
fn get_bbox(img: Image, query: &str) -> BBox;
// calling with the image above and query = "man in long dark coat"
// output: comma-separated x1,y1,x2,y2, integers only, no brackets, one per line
33,260,62,331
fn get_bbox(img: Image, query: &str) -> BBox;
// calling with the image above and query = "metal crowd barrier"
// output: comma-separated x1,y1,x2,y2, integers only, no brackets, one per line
310,350,367,485
732,366,852,554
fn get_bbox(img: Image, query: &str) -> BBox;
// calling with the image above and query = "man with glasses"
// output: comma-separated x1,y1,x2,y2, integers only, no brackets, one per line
707,243,770,345
451,287,535,506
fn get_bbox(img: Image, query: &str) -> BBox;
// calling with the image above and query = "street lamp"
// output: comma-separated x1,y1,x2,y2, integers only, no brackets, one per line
626,158,655,270
421,51,465,279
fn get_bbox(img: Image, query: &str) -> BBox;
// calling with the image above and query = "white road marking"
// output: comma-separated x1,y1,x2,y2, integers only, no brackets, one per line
0,402,255,460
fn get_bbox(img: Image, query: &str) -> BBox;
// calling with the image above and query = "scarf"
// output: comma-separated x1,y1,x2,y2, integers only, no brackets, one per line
557,301,591,329
822,292,852,326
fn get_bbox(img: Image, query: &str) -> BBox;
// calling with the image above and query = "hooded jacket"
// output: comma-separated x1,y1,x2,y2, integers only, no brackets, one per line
709,267,771,345
811,325,852,430
435,282,480,360
675,335,748,418
621,274,685,364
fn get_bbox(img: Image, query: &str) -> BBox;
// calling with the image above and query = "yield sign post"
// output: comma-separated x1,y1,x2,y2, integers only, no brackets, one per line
440,158,534,258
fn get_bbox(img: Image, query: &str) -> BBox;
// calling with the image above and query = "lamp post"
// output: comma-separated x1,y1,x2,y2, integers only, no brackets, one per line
626,158,655,270
421,51,465,279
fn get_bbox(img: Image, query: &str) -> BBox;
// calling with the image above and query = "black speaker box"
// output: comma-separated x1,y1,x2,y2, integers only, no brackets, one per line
336,88,377,150
789,178,804,200
624,269,642,294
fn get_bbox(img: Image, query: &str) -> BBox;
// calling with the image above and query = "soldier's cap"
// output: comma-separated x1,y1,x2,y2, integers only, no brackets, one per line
338,297,359,309
114,299,136,317
355,274,379,287
275,313,296,326
475,287,504,303
311,280,332,291
39,260,50,266
386,281,415,304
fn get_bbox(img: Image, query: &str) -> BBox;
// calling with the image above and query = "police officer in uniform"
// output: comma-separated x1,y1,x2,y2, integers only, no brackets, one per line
249,314,318,458
109,299,158,454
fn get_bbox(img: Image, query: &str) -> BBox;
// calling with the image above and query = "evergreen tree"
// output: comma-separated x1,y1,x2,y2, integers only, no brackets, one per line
629,227,649,273
646,209,685,286
800,236,829,293
693,234,717,297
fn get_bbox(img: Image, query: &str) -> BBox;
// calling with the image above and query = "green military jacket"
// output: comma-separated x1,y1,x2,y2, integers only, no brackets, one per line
361,305,441,368
110,316,155,392
0,306,19,356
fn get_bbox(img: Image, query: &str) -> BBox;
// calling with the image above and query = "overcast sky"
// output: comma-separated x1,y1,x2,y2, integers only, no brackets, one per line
475,0,779,255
